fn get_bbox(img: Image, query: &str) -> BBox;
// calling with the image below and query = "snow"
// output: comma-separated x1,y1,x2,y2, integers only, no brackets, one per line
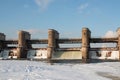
89,51,119,60
0,49,48,60
0,60,120,80
27,50,47,59
0,50,18,60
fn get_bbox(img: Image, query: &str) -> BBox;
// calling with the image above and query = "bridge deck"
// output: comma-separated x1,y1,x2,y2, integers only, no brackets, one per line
27,39,48,44
90,47,118,51
1,37,118,45
90,37,118,43
56,47,81,51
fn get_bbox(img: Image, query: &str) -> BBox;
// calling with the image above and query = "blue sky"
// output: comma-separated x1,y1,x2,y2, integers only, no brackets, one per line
0,0,120,39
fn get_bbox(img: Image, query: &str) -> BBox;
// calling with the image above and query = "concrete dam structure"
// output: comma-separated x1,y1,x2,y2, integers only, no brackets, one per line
0,28,120,63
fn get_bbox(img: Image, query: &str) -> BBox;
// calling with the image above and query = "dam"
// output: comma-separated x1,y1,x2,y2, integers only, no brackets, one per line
0,28,120,63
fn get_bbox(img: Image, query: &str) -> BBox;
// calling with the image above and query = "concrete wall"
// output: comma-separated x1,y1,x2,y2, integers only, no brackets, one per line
52,51,82,59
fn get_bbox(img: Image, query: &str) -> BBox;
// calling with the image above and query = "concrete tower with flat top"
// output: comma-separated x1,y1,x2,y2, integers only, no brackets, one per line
47,29,59,60
81,28,91,63
17,31,31,58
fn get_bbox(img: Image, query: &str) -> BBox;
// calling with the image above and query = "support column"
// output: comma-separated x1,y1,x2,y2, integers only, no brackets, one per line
0,33,6,51
47,29,59,60
81,28,91,63
17,31,31,58
117,28,120,61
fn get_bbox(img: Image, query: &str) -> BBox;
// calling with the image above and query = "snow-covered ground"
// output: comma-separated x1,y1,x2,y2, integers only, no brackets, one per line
0,60,120,80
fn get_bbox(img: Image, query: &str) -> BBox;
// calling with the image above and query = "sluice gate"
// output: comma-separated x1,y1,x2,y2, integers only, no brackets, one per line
0,28,120,63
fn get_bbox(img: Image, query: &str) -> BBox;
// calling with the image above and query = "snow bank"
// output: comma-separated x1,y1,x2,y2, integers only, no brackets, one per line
89,51,119,60
27,50,47,59
0,50,18,59
0,60,120,80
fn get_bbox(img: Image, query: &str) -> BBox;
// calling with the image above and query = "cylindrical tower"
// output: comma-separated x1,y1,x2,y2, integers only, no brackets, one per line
17,31,31,58
81,27,91,63
47,29,59,60
47,29,55,59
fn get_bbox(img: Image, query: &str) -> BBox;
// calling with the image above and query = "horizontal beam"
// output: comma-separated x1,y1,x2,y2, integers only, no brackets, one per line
27,39,48,44
58,38,82,44
4,40,18,44
28,48,47,50
90,47,118,51
56,47,81,51
27,38,82,44
1,37,118,45
6,47,17,49
90,38,118,43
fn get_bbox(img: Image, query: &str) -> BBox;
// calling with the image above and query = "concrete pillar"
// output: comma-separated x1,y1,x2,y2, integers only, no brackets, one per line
17,31,31,58
0,33,6,50
47,29,59,60
116,28,120,61
81,28,91,63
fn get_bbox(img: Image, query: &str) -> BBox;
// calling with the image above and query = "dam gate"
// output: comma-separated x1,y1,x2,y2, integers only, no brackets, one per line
0,28,120,63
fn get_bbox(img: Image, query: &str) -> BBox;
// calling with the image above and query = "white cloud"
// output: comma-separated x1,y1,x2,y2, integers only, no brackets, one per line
104,31,118,38
26,29,47,34
27,29,48,39
78,3,89,13
100,31,118,47
34,0,53,11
